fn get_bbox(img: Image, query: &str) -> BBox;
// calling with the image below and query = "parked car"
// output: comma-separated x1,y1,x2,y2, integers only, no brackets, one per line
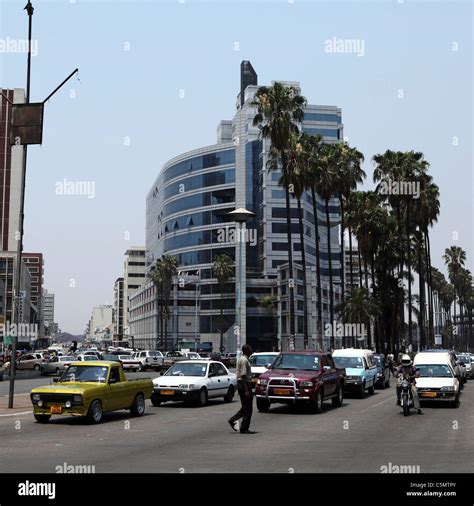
332,349,378,398
116,355,141,372
255,351,346,413
151,360,236,407
162,351,187,370
457,354,471,379
40,356,75,376
30,361,153,423
413,353,460,407
249,352,280,387
182,351,201,360
75,355,98,362
15,352,46,371
372,353,391,389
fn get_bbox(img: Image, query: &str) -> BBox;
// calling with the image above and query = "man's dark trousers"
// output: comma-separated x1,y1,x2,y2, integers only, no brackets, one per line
229,380,253,431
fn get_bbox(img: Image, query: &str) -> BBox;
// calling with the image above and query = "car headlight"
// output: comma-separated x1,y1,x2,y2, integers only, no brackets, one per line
65,401,72,408
257,379,268,386
441,386,455,392
38,400,43,407
178,384,195,390
32,394,41,402
299,381,313,387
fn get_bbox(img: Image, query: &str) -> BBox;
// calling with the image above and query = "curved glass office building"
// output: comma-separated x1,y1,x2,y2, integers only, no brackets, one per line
129,61,343,351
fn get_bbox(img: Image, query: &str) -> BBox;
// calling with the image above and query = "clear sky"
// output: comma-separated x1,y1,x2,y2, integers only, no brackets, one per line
0,0,472,334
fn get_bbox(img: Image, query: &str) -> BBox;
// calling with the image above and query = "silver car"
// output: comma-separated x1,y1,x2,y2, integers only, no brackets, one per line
40,356,75,376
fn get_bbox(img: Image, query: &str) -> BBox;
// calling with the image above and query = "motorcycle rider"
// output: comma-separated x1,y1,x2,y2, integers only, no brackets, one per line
395,354,423,415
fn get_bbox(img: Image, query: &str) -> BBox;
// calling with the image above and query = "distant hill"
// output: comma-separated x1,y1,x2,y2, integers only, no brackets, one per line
54,333,85,343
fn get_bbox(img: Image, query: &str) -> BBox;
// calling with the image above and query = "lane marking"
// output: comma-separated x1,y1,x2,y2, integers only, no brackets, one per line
359,395,396,413
1,393,30,397
0,411,32,417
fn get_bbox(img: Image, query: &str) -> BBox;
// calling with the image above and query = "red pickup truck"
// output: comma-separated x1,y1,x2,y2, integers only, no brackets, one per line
255,351,346,413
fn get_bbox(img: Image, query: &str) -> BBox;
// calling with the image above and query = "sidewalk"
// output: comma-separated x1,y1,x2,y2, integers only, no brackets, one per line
0,393,32,416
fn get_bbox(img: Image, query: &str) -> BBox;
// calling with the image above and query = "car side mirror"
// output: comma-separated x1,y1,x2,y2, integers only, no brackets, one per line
265,364,272,369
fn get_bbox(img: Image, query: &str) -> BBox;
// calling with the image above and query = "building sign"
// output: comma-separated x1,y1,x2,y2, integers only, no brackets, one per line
10,103,44,145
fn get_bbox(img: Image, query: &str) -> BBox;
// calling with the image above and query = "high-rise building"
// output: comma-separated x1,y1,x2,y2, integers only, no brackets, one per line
113,277,124,343
123,247,146,336
42,289,55,335
88,305,113,342
130,61,342,351
0,89,25,252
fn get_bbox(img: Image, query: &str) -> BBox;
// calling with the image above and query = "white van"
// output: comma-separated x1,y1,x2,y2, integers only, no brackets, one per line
413,352,460,407
332,349,378,397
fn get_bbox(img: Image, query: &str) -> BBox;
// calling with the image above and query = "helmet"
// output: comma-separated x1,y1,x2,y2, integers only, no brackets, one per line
401,354,412,367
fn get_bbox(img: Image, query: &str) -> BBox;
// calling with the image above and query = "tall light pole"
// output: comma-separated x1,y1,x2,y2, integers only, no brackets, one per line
228,208,254,355
4,1,78,408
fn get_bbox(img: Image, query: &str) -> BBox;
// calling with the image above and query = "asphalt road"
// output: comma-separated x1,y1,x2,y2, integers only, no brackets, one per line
1,375,473,474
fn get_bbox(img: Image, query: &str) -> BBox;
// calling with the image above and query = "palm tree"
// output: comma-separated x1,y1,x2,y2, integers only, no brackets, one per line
158,255,178,351
213,254,234,353
253,82,307,348
334,143,365,302
336,287,380,348
443,246,467,347
304,134,324,349
149,260,164,350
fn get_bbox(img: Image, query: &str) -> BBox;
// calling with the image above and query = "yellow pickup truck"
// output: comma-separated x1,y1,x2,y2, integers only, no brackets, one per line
30,361,153,424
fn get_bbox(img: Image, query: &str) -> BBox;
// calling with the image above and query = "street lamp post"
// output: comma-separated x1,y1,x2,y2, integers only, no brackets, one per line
228,208,255,356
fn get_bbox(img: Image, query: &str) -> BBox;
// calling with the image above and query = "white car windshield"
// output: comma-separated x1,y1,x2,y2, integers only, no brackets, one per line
333,356,364,369
417,364,453,378
118,355,133,360
250,355,277,367
165,363,207,377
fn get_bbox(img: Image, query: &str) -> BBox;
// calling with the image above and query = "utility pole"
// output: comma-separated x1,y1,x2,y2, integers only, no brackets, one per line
8,1,34,409
6,1,78,408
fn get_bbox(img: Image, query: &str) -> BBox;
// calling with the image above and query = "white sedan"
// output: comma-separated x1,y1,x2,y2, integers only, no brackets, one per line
249,352,280,386
151,360,237,407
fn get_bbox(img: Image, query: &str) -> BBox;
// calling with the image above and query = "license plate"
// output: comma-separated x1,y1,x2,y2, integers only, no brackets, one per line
273,388,290,395
161,390,174,395
50,405,62,414
421,392,437,398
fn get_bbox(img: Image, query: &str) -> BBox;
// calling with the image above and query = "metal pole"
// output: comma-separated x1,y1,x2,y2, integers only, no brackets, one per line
9,1,33,409
237,222,243,353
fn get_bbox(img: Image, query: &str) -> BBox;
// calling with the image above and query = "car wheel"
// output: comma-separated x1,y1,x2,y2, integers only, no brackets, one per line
359,381,366,398
256,398,270,412
40,367,46,376
223,385,234,403
34,414,51,423
368,379,375,395
332,385,344,407
151,398,161,407
197,388,208,407
34,364,40,371
130,394,146,417
311,390,324,414
140,364,146,371
87,400,103,424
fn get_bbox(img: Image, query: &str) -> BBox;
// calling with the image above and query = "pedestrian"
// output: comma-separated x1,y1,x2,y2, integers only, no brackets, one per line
228,344,255,434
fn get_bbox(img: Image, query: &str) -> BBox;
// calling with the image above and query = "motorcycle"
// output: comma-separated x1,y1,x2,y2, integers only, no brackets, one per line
399,375,414,416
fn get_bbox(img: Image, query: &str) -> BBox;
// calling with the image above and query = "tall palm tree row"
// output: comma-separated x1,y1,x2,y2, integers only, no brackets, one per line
149,254,178,351
253,83,306,349
212,254,234,353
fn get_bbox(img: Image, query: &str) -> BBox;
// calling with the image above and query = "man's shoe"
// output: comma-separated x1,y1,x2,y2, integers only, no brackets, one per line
240,429,256,434
417,409,424,415
228,420,237,432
